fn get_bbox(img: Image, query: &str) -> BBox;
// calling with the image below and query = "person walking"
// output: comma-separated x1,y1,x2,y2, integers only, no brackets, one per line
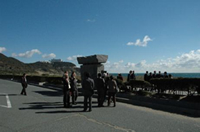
95,73,105,107
70,71,78,105
82,72,95,112
62,71,71,108
20,73,28,95
107,75,117,107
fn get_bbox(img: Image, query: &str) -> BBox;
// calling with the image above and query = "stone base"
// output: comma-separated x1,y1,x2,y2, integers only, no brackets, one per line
80,64,104,80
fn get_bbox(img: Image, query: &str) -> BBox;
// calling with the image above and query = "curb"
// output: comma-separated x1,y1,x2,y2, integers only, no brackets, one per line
93,92,200,117
115,95,200,117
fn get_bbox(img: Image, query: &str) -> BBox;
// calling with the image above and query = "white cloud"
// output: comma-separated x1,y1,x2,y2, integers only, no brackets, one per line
0,47,6,53
67,55,83,61
12,49,41,58
127,35,152,47
105,60,125,73
42,53,56,59
87,19,96,22
135,60,146,68
12,53,17,57
119,60,124,63
125,62,135,68
106,61,110,64
105,49,200,73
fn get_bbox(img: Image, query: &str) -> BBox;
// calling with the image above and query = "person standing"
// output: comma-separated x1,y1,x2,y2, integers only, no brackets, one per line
157,71,163,78
70,71,78,105
95,73,105,107
62,71,71,108
163,71,169,78
131,70,136,80
20,73,28,95
117,73,123,81
144,71,149,81
127,70,132,82
107,75,117,107
153,71,157,78
103,73,109,103
149,72,153,81
82,72,95,112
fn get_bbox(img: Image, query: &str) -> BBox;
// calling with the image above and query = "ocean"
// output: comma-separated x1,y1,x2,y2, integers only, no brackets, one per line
110,73,200,78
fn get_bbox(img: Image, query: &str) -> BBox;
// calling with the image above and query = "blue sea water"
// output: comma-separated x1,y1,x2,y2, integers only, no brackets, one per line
110,73,200,78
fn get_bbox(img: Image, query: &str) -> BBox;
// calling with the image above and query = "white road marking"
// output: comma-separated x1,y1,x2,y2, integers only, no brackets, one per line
0,93,12,108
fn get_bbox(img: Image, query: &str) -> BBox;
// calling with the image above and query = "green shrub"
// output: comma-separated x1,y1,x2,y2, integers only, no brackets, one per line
150,78,200,94
128,80,151,88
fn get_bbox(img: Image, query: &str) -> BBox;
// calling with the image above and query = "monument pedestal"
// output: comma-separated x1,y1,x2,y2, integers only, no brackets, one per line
77,55,108,80
80,64,104,80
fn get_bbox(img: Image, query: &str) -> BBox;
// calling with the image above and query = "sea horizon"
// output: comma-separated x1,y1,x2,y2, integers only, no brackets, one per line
110,72,200,78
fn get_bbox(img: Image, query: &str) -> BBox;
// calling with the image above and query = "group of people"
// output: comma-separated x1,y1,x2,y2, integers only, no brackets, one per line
127,70,136,82
19,70,118,112
115,70,172,84
19,69,173,113
62,70,118,112
144,71,172,82
62,71,78,108
95,73,118,107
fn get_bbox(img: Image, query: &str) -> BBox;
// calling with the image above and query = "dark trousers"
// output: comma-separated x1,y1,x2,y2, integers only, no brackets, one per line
108,92,116,106
63,90,70,107
71,89,78,104
84,95,92,111
98,91,105,107
104,89,107,102
21,86,27,95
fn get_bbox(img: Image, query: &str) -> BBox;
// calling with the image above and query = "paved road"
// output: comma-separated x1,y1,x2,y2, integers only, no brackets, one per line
0,79,200,132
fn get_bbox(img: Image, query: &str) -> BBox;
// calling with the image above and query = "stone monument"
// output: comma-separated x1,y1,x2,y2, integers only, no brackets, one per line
77,54,108,80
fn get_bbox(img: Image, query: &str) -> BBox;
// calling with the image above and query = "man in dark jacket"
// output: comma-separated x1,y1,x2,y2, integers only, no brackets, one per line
21,73,28,95
82,72,95,112
95,73,105,107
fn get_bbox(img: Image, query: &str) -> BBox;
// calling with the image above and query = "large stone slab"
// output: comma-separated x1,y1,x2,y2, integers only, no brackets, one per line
77,55,108,64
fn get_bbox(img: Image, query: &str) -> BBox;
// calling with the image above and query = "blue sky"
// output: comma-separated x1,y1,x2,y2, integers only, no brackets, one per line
0,0,200,73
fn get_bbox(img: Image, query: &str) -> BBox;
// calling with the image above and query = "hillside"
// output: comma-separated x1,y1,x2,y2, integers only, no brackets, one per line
0,53,80,76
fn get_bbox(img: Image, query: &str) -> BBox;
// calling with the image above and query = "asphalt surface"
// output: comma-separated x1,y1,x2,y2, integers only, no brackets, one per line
1,79,200,132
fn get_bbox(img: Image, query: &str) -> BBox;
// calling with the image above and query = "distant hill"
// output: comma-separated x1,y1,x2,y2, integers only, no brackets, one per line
0,53,80,76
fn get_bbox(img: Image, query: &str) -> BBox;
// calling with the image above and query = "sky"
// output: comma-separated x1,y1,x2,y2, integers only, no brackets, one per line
0,0,200,73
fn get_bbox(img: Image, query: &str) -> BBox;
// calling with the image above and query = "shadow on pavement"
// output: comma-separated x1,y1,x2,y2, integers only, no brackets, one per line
33,90,84,97
35,110,85,114
19,101,102,114
19,102,64,110
76,101,98,104
35,105,104,114
34,91,63,97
